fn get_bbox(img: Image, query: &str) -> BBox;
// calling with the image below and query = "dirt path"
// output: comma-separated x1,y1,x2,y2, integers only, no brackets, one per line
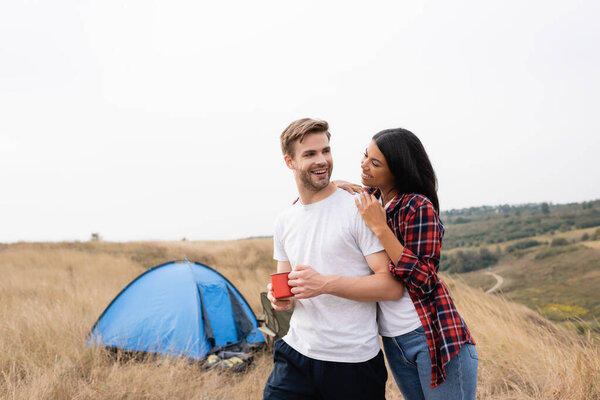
485,271,504,294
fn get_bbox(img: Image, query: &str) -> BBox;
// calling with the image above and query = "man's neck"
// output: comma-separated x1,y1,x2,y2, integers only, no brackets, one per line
297,182,337,205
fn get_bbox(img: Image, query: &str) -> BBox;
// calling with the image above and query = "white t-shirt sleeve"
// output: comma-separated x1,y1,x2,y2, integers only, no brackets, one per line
353,207,385,257
273,216,289,262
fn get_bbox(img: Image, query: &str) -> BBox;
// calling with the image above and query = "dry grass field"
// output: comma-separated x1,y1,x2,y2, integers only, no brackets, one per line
1,240,599,399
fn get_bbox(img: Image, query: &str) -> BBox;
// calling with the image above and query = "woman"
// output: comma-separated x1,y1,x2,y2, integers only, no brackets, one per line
335,128,477,400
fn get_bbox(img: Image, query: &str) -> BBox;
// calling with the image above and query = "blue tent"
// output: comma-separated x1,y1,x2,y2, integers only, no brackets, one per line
87,260,265,359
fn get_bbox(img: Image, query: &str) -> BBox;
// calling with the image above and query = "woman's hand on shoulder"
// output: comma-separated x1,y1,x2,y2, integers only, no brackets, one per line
355,192,388,236
332,180,364,194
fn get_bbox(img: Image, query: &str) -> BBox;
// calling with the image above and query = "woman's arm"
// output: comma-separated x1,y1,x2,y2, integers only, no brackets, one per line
356,192,441,297
389,201,442,296
287,251,403,302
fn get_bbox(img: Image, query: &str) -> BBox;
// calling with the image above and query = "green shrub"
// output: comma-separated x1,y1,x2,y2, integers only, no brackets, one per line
506,239,543,253
551,237,569,247
535,244,579,260
581,233,590,241
453,217,471,224
576,217,600,228
541,203,550,214
441,247,499,273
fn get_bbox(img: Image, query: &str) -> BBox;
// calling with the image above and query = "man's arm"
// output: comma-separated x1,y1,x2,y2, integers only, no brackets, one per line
276,260,292,274
267,260,295,311
288,251,404,302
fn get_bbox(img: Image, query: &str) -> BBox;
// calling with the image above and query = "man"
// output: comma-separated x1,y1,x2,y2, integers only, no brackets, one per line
263,118,404,400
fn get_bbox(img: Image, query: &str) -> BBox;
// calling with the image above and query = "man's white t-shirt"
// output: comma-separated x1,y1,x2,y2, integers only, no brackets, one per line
273,188,385,363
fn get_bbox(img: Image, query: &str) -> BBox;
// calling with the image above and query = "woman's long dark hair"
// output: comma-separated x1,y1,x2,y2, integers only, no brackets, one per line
373,128,440,212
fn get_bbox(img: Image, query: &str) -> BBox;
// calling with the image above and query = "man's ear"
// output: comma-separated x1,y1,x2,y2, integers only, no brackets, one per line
284,154,295,170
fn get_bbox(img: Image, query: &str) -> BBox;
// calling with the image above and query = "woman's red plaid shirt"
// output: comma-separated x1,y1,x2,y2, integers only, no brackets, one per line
370,188,476,388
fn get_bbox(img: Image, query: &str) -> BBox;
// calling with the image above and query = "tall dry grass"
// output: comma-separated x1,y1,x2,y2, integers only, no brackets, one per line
0,241,598,399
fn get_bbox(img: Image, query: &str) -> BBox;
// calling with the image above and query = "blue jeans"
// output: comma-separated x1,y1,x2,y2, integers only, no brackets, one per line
382,327,478,400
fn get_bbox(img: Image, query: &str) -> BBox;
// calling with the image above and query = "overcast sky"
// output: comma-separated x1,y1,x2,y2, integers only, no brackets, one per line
1,0,599,242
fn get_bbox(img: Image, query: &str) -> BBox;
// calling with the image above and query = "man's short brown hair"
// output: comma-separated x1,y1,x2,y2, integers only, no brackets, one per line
280,118,331,157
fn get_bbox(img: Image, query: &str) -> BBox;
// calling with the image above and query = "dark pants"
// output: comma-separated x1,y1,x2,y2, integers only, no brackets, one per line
263,339,387,400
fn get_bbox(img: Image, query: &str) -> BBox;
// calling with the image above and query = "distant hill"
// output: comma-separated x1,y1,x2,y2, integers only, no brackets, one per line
441,199,600,249
439,199,600,273
439,199,600,335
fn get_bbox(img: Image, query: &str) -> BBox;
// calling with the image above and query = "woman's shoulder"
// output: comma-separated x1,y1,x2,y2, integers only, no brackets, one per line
398,194,444,233
400,193,436,211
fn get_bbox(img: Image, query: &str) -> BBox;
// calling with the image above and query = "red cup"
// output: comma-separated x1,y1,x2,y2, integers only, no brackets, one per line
271,272,293,299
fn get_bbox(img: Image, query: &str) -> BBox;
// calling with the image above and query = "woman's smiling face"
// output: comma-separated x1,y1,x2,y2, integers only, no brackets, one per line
360,140,395,189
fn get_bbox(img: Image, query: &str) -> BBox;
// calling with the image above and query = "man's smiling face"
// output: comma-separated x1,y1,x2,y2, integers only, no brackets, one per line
286,131,333,192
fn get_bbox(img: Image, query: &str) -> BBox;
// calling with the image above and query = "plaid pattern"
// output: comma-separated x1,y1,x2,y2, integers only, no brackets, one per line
369,188,475,388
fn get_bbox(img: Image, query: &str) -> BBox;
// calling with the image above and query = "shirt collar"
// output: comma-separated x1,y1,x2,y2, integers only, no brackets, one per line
370,188,404,213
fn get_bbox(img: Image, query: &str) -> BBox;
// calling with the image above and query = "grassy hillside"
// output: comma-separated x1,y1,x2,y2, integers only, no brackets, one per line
438,199,600,335
456,229,600,334
441,199,600,250
1,241,599,399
